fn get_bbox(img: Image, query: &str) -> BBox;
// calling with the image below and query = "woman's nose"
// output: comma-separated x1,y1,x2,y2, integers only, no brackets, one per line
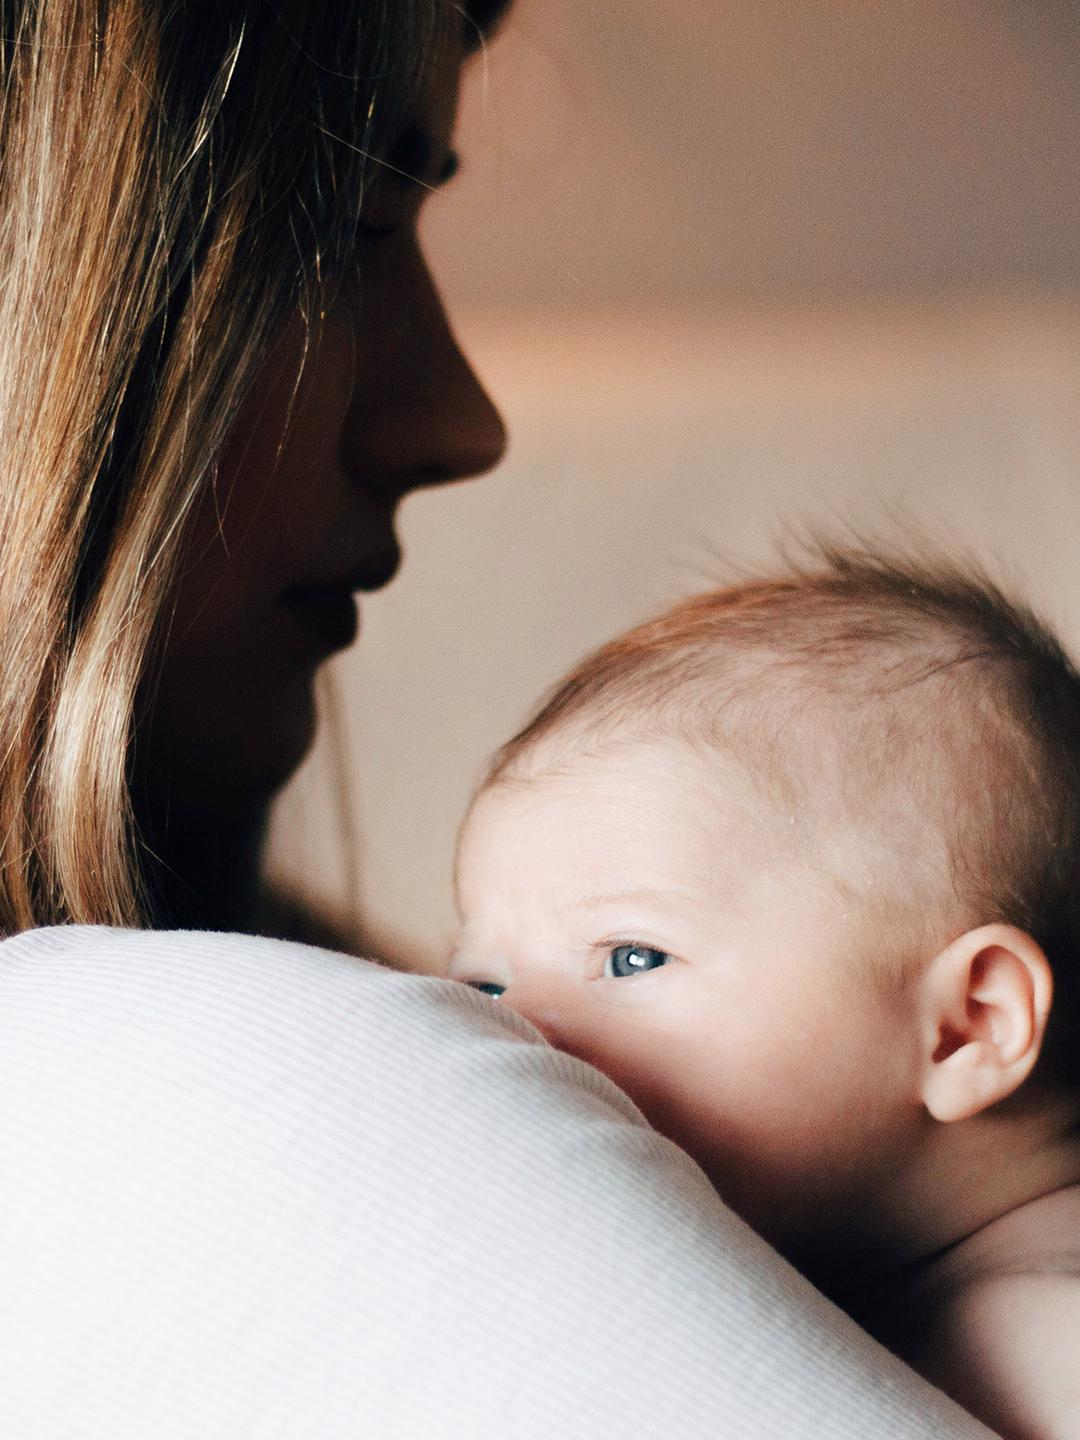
422,321,507,486
344,246,507,495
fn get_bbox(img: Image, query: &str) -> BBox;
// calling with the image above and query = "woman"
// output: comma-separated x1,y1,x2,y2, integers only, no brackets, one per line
0,0,504,934
0,2,995,1435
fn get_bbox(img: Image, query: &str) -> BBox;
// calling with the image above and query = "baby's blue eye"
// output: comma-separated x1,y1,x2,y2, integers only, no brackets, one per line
604,944,673,979
466,980,505,999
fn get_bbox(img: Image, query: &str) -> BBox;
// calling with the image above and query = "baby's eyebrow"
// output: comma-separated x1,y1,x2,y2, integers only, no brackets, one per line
576,881,733,921
578,887,682,911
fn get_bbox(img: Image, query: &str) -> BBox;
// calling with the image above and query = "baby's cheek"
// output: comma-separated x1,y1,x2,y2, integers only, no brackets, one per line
577,1014,778,1174
562,1012,706,1131
527,979,747,1167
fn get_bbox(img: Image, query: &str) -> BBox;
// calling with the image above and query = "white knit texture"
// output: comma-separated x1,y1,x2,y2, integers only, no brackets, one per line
0,927,995,1438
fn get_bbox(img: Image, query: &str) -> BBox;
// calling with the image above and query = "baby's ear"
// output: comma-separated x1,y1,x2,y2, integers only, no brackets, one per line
918,924,1053,1124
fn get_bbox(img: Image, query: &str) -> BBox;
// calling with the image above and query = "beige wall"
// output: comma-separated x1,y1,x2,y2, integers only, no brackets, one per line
265,1,1080,967
434,0,1080,306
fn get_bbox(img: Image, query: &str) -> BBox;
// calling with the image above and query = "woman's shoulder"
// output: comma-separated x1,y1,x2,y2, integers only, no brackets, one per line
0,924,991,1439
0,921,669,1257
0,922,649,1129
0,920,521,1038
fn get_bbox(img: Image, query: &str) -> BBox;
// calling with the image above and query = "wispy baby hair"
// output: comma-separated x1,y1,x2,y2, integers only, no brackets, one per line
486,540,1080,1089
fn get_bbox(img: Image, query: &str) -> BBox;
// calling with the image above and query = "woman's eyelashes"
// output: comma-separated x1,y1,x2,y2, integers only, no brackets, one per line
359,221,403,242
603,943,676,979
358,187,413,243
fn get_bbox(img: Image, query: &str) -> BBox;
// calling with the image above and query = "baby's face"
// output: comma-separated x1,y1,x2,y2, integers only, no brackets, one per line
451,739,923,1261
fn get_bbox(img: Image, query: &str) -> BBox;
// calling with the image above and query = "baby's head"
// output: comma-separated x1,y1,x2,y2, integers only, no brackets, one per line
450,546,1080,1285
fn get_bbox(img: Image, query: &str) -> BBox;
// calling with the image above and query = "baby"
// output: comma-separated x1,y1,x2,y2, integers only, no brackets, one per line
448,544,1080,1440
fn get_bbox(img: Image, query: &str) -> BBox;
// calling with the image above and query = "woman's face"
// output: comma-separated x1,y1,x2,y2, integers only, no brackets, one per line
145,31,505,818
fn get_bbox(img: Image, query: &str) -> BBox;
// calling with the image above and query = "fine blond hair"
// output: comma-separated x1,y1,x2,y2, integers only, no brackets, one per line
486,543,1080,1084
0,0,505,933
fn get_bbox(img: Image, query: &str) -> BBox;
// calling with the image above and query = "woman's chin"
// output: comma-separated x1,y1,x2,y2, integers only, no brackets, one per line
139,670,319,824
227,678,319,812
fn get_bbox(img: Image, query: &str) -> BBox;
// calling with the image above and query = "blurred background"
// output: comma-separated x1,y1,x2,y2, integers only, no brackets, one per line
266,0,1080,968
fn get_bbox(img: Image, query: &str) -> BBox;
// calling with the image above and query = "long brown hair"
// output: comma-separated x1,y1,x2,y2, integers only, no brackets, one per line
0,0,505,933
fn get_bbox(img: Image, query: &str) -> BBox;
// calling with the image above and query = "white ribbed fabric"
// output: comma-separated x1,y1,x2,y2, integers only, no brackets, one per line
0,926,996,1438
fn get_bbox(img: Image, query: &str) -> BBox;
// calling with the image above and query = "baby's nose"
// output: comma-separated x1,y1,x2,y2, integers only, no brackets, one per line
495,974,590,1053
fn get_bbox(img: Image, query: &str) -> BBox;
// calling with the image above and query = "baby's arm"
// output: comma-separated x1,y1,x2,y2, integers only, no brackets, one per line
919,1275,1080,1440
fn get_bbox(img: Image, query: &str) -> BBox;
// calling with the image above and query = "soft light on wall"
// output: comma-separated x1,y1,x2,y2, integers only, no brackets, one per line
267,0,1080,966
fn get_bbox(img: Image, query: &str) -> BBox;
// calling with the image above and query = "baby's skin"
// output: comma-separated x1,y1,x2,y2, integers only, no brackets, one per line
449,738,1080,1439
867,1186,1080,1438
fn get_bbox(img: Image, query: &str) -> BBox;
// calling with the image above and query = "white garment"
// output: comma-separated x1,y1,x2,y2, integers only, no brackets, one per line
0,926,994,1438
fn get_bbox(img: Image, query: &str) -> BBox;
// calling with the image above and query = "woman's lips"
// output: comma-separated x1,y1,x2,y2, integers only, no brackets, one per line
280,544,400,655
281,586,359,653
